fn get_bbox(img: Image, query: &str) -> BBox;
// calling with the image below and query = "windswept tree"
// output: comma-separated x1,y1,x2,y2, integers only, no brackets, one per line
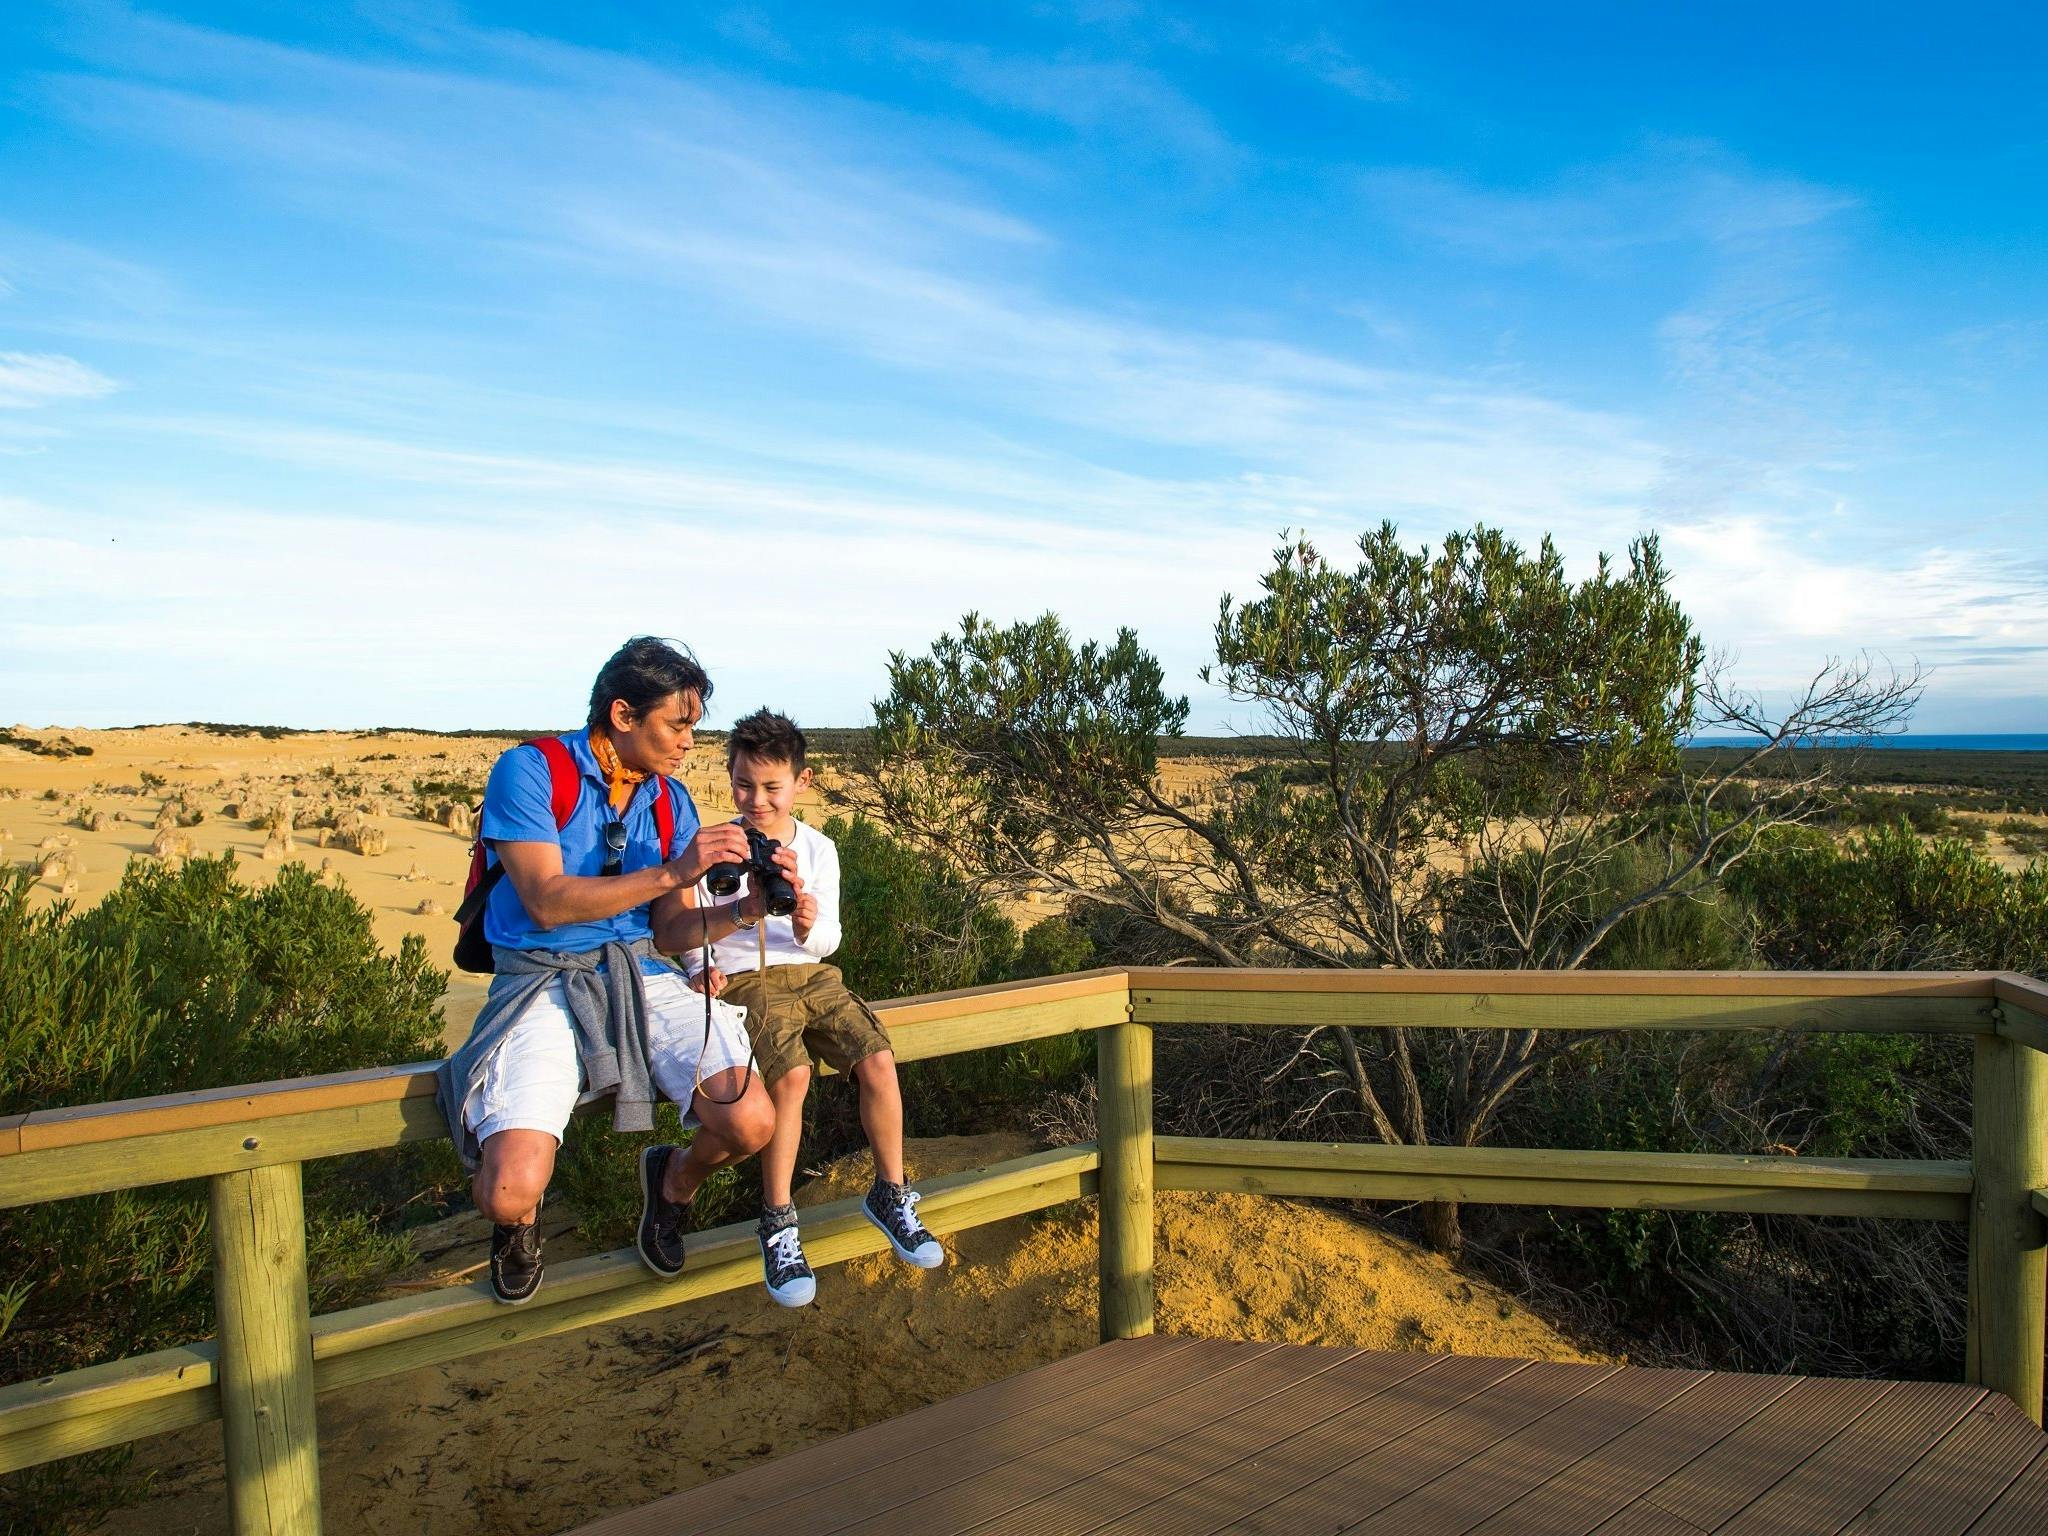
859,523,1920,1250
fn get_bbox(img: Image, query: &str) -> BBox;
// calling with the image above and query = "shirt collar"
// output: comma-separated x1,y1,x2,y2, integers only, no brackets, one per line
566,731,668,808
563,730,604,784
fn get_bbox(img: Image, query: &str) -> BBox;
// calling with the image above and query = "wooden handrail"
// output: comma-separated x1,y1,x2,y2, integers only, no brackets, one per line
3,968,1135,1157
1122,967,2000,996
0,967,2004,1164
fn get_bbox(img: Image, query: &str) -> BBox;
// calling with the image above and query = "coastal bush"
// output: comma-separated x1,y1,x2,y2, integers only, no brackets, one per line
0,858,447,1531
1729,821,2048,973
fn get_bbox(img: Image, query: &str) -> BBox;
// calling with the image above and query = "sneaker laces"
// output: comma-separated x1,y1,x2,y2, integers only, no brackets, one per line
765,1224,811,1280
890,1188,931,1244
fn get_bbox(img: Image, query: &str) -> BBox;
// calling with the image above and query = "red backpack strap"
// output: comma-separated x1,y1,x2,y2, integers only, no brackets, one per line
525,736,582,829
654,777,679,858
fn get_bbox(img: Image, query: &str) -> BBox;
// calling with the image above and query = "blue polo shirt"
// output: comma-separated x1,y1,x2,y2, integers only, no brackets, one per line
479,732,700,960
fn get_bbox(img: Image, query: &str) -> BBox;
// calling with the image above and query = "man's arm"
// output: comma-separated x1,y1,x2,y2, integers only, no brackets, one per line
650,845,804,956
496,822,753,931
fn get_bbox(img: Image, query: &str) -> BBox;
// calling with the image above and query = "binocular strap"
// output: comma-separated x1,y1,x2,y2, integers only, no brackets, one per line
690,913,764,1108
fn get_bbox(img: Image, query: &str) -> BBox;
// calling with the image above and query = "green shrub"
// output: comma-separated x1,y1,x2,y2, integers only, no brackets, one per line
1011,914,1096,980
0,858,448,1532
1728,822,2048,973
826,814,1016,1000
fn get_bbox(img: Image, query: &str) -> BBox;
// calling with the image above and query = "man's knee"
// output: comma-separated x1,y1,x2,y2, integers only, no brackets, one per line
733,1085,777,1150
474,1131,556,1222
768,1063,812,1104
701,1077,777,1152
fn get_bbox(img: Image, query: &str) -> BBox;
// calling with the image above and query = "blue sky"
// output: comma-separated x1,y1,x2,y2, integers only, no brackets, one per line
2,1,2043,732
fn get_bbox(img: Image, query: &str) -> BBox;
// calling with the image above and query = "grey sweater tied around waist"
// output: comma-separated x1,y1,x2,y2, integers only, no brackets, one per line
436,937,672,1171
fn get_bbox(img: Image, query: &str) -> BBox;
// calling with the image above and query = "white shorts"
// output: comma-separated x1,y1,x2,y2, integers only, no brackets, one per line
464,968,756,1147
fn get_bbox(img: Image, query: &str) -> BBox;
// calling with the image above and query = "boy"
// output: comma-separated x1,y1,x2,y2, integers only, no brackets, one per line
684,708,944,1307
437,638,790,1305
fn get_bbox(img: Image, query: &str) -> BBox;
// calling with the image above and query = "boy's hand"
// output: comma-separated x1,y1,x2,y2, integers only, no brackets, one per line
739,853,803,924
670,823,749,885
688,966,727,997
791,890,819,944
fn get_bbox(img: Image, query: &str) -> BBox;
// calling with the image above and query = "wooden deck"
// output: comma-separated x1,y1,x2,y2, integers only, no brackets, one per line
562,1336,2048,1536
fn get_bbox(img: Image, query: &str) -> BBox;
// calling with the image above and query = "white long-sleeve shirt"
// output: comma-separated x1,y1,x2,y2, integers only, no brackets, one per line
682,817,842,976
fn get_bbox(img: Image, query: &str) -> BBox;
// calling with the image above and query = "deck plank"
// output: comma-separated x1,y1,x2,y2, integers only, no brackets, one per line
1638,1376,1897,1528
1467,1371,1799,1536
689,1338,1311,1536
874,1346,1441,1536
558,1343,2048,1536
1329,1367,1710,1536
1962,1445,2048,1536
633,1335,1205,1532
1217,1359,1616,1536
1840,1395,2048,1535
567,1335,1243,1536
1715,1382,1985,1536
1059,1353,1535,1536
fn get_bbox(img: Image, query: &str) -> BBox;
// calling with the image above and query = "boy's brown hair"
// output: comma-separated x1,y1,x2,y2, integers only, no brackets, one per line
726,708,807,775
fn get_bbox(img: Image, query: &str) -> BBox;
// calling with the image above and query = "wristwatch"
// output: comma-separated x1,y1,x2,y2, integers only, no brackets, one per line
732,906,760,930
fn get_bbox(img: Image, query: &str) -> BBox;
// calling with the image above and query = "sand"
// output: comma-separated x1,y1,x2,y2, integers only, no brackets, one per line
96,1134,1599,1536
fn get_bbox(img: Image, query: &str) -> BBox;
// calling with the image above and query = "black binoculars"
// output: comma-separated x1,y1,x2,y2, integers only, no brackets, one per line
704,825,798,917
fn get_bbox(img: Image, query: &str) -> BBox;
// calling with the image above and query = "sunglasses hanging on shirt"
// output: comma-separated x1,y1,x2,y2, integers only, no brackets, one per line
600,820,628,876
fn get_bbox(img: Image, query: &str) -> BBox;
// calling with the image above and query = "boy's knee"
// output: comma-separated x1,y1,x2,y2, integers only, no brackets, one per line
852,1049,898,1087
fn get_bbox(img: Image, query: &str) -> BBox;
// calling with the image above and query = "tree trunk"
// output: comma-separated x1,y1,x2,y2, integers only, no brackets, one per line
1418,1198,1463,1256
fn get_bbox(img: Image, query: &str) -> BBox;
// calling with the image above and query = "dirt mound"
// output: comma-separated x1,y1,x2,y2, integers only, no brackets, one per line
104,1134,1594,1536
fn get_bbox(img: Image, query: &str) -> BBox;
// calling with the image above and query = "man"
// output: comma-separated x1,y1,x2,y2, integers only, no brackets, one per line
437,636,785,1304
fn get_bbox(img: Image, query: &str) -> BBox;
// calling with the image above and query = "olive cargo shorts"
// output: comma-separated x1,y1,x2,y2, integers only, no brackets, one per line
723,963,891,1086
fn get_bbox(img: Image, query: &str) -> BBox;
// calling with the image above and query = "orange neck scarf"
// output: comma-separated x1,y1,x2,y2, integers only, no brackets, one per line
588,728,648,814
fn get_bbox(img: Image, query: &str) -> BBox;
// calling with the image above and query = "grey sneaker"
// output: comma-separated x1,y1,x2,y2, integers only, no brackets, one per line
758,1204,817,1308
637,1145,688,1278
862,1179,944,1269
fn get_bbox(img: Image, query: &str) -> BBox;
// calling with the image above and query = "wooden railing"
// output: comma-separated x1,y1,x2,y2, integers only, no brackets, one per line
3,967,2045,1536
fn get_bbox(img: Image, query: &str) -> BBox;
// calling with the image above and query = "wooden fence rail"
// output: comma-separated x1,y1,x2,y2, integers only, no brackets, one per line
3,966,2045,1536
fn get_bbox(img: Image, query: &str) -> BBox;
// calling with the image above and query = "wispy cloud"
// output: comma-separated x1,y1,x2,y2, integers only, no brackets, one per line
31,13,1658,521
1278,31,1403,103
1661,517,2048,697
1361,140,1852,270
0,351,119,408
889,36,1239,166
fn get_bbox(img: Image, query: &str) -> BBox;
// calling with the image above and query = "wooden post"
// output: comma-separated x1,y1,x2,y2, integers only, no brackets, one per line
1968,1028,2048,1424
210,1163,323,1535
1097,1018,1154,1342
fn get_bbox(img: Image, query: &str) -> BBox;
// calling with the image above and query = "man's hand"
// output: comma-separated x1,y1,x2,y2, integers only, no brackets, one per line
669,823,749,886
687,965,727,997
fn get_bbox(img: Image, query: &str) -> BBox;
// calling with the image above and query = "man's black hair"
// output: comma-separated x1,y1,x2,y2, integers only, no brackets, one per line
588,636,713,731
726,708,807,775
